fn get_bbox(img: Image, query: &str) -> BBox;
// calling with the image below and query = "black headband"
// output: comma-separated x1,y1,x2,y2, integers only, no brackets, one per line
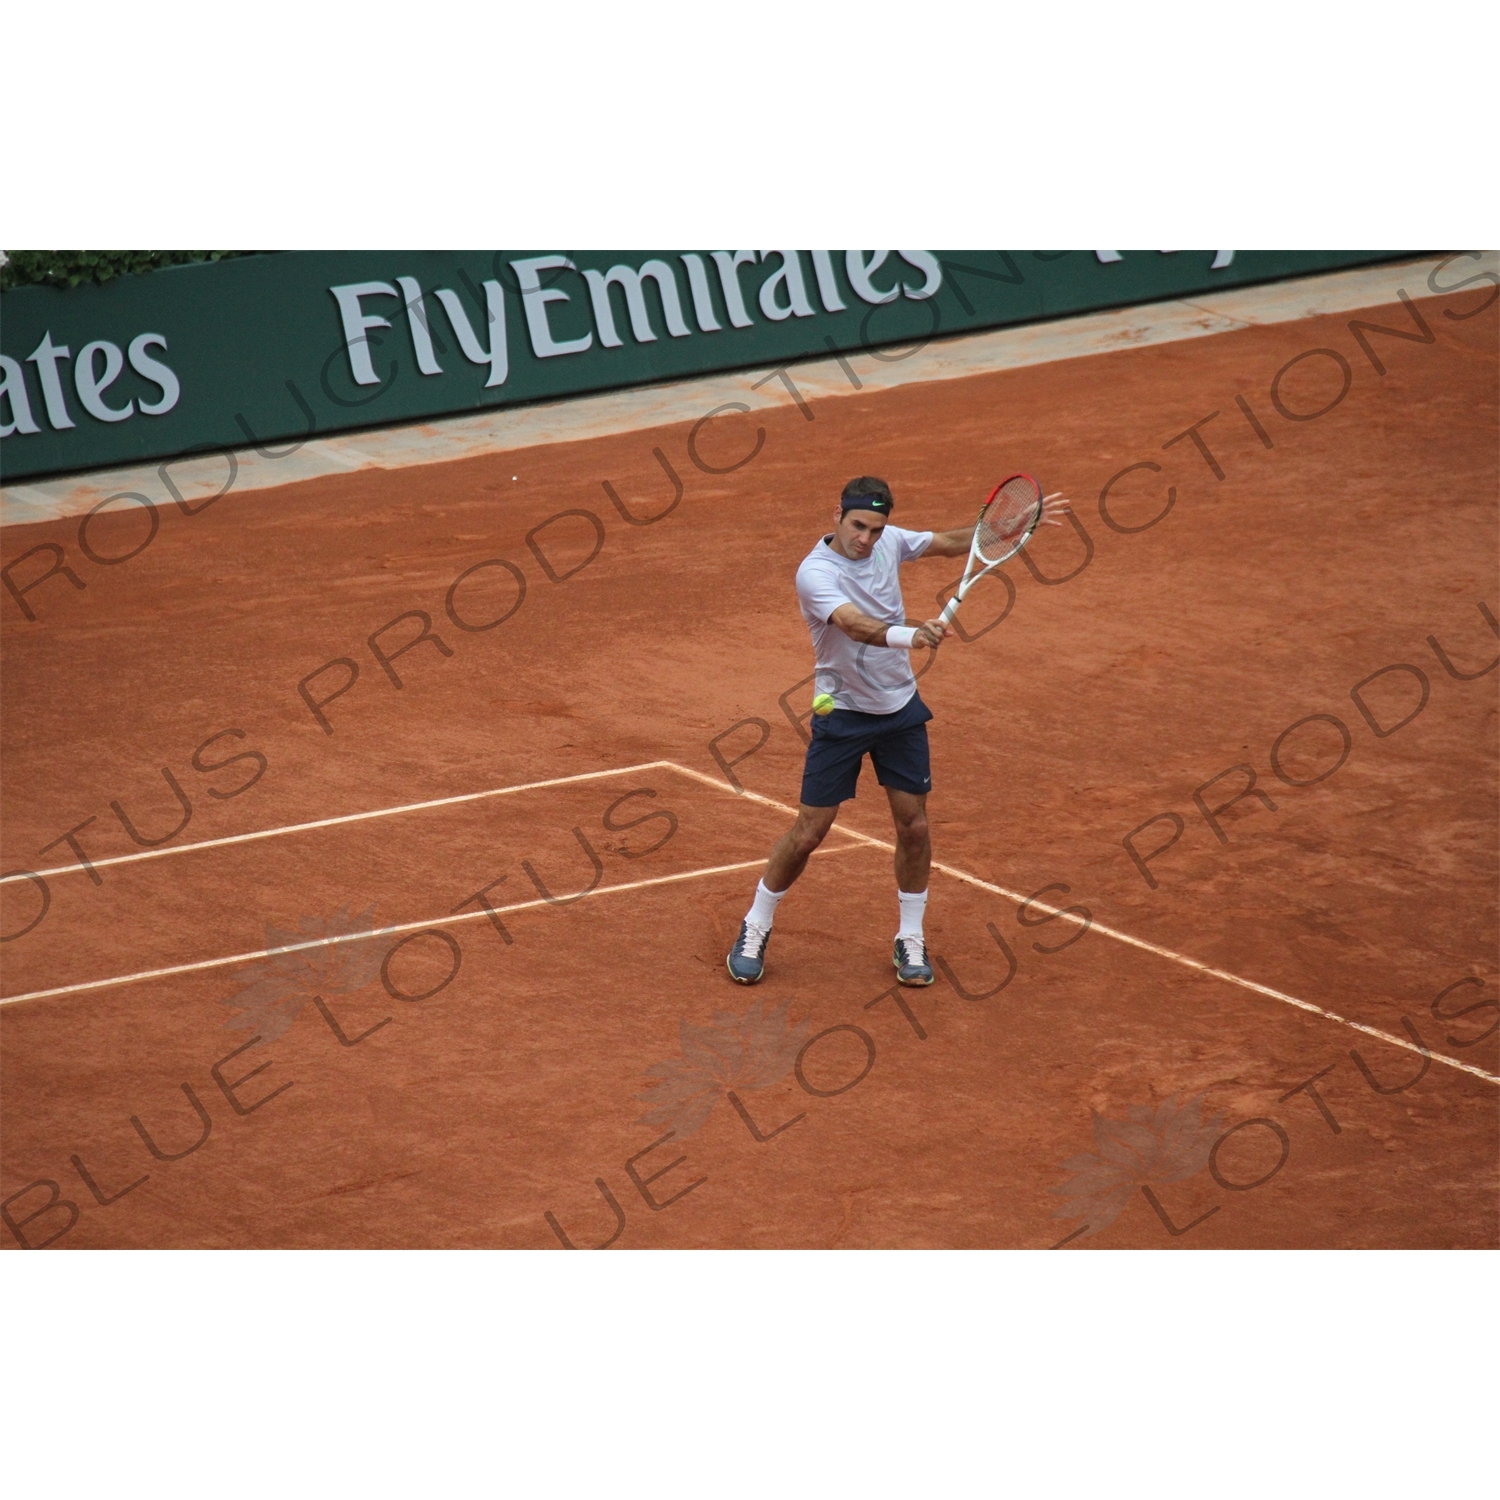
841,494,893,516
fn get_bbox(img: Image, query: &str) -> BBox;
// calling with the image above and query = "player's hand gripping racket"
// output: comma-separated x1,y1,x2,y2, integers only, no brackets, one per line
936,473,1045,627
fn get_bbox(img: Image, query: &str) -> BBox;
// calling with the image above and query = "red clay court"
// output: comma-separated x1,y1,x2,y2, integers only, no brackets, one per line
2,264,1496,1249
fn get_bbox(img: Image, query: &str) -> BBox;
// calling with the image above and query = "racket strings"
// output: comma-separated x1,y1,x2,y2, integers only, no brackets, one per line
975,476,1042,561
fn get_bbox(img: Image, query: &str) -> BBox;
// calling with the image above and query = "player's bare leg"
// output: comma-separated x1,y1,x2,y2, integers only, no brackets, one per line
885,787,930,891
762,803,841,892
885,787,934,985
727,803,839,984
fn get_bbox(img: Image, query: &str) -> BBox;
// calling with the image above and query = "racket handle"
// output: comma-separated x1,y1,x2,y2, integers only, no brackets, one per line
938,594,962,626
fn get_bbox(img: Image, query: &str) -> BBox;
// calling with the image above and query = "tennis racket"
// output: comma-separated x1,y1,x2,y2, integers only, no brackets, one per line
936,473,1044,627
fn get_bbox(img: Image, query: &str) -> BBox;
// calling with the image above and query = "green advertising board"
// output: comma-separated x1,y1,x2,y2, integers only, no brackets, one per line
0,250,1406,483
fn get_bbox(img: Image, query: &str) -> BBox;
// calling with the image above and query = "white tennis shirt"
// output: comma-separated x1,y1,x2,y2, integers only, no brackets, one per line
795,524,934,714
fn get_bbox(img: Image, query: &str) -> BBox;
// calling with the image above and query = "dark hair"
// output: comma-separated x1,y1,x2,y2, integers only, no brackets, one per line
840,476,893,507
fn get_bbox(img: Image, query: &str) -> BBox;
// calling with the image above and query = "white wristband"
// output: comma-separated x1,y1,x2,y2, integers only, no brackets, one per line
885,625,918,649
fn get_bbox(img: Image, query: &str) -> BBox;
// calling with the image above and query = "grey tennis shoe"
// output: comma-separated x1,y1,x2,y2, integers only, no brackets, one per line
893,936,934,986
727,919,771,984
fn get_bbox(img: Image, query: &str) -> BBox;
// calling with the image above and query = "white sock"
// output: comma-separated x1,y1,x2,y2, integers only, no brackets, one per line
897,888,928,941
746,879,787,930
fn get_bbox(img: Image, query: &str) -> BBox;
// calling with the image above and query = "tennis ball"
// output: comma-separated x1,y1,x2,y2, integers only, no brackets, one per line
812,692,836,716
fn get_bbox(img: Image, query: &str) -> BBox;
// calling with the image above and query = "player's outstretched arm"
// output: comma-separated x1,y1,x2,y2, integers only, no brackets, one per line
923,524,975,558
922,492,1071,557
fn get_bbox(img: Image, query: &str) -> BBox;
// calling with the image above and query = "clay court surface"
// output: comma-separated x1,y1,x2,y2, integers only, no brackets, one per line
2,277,1496,1249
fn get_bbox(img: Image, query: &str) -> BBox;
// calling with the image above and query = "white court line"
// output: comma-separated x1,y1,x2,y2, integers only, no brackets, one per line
5,756,1494,1086
660,762,1500,1088
0,761,678,885
0,840,868,1007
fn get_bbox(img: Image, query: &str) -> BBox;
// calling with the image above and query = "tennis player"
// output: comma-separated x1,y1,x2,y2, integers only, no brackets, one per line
727,474,1069,987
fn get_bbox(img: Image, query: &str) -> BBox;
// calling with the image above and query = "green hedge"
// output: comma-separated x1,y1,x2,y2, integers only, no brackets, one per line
0,250,260,291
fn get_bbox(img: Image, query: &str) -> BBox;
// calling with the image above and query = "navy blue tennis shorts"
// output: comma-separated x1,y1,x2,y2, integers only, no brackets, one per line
799,690,934,807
